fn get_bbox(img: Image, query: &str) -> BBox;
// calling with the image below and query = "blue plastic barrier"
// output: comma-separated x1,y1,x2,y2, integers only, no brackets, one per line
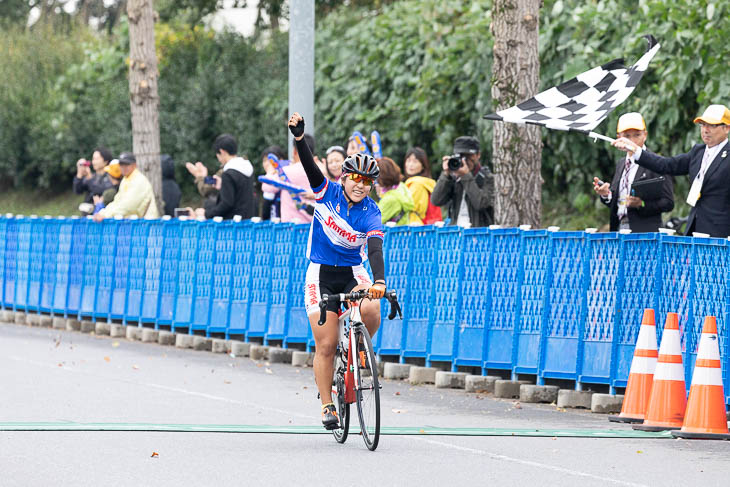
453,228,490,371
690,237,728,399
540,231,587,384
125,219,152,323
208,221,234,334
427,226,462,366
247,222,274,339
0,216,7,309
612,233,660,388
26,217,46,312
266,223,294,342
171,219,200,332
191,221,216,332
14,217,32,311
40,218,60,314
3,218,18,310
580,232,621,389
4,217,730,405
109,219,131,321
402,226,437,359
52,218,74,315
377,226,411,357
66,218,88,315
657,235,694,384
512,229,550,378
285,224,312,348
140,220,163,324
228,221,255,337
485,228,521,371
157,219,181,326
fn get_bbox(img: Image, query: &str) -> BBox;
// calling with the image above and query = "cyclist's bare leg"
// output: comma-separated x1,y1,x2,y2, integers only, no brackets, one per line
309,310,339,405
351,283,382,338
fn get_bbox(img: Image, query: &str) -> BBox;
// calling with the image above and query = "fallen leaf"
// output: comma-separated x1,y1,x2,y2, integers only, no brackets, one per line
223,380,231,384
419,429,426,434
104,356,110,363
256,363,263,368
151,452,159,458
394,391,401,396
111,341,120,348
636,450,643,454
132,365,139,370
391,409,408,414
57,363,63,367
302,386,308,390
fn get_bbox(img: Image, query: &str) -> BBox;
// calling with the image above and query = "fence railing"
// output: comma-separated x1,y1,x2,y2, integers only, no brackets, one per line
1,215,728,403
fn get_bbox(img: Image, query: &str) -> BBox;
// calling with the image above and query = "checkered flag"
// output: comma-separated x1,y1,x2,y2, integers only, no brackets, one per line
484,35,660,140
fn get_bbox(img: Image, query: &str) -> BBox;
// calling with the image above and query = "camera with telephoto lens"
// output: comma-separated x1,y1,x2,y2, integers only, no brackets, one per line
447,154,464,171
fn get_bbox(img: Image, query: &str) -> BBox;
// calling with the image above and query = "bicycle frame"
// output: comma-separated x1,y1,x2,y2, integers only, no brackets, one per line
336,303,364,405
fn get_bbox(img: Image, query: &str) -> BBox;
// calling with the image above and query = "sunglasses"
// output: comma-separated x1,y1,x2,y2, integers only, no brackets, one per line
345,173,374,185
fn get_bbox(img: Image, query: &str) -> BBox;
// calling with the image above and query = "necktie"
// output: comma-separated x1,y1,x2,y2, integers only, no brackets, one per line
618,158,631,218
697,148,712,183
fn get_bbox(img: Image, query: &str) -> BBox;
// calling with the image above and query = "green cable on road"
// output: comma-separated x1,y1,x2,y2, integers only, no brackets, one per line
0,422,672,438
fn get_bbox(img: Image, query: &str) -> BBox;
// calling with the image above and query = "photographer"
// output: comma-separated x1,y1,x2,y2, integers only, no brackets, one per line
431,136,494,227
72,147,114,214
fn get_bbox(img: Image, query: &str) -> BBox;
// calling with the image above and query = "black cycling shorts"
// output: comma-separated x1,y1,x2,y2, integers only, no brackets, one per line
304,262,372,315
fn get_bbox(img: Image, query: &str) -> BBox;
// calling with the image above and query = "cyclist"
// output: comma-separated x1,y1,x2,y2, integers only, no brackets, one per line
288,112,387,430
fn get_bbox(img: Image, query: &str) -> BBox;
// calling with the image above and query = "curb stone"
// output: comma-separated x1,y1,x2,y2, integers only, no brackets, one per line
435,371,468,389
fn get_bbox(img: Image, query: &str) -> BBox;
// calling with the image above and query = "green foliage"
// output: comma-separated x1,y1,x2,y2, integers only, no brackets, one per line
315,0,494,173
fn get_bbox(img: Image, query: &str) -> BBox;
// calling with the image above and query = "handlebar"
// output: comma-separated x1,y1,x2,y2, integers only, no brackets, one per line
318,290,402,326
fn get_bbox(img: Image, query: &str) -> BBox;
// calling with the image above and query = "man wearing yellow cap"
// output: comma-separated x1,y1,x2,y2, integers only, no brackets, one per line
613,105,730,238
594,112,674,232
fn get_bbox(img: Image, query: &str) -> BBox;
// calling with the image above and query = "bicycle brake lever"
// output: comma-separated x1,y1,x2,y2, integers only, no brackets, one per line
318,295,328,326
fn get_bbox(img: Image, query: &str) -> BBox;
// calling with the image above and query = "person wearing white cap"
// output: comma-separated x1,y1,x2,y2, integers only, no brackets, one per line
594,112,674,232
613,104,730,238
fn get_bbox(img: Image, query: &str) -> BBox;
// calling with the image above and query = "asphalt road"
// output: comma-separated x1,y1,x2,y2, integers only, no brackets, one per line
2,321,729,487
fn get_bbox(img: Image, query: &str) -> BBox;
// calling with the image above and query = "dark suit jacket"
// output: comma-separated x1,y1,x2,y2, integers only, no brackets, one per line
636,141,730,237
601,158,674,232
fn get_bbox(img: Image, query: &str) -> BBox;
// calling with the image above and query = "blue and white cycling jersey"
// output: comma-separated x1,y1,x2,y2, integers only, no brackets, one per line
307,178,384,266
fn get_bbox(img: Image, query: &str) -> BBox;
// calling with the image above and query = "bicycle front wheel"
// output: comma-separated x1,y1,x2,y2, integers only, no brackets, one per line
332,353,350,444
354,325,380,451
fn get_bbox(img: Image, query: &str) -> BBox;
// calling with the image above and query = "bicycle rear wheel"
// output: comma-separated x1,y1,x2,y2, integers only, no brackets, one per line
332,353,350,443
354,325,380,451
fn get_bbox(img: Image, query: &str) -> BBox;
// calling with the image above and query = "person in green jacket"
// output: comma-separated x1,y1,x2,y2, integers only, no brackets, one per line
376,157,414,226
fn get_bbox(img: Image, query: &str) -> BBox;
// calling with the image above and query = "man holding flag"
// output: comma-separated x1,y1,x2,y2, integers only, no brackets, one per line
613,104,730,238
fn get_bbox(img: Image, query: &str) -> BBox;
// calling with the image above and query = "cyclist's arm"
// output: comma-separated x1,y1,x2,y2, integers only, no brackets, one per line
294,137,326,191
367,236,385,284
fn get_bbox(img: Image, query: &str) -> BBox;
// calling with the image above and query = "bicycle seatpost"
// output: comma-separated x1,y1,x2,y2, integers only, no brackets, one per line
318,294,330,326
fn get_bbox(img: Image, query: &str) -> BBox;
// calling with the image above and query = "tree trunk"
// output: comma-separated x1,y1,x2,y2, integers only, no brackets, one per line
127,0,162,214
490,0,542,228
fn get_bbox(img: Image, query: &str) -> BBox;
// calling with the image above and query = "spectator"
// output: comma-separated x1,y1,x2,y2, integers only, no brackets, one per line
613,104,730,238
73,146,114,215
92,159,122,215
593,113,674,232
376,157,414,226
93,152,159,221
260,145,286,220
431,136,494,227
192,134,255,220
259,134,317,223
161,154,182,217
402,147,441,225
324,145,346,182
185,160,222,209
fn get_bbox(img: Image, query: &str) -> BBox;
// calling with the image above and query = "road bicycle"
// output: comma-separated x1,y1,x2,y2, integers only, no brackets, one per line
318,290,402,451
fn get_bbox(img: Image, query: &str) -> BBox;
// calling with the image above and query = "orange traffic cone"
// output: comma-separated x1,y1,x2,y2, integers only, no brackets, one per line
609,309,658,423
633,312,686,431
672,316,730,440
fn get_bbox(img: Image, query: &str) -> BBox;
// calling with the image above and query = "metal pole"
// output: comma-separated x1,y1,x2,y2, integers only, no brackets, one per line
288,0,315,159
